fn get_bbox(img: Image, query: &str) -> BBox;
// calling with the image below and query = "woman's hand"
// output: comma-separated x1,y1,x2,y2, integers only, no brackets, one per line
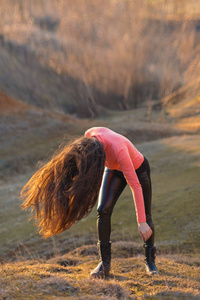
138,222,152,242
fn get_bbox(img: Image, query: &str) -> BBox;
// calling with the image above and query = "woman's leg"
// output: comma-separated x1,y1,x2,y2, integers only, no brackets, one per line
136,158,158,274
97,168,127,243
90,168,127,277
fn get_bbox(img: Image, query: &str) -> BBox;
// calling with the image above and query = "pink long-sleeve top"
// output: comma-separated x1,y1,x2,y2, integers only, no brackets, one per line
84,127,146,223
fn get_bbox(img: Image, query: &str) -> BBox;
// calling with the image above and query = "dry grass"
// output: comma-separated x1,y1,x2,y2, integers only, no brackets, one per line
165,94,200,133
0,0,200,116
1,243,200,299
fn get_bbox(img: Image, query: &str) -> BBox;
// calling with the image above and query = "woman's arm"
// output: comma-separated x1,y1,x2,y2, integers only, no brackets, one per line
116,149,146,223
116,149,152,241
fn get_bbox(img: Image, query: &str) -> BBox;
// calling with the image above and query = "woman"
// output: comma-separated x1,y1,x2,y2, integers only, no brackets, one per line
21,127,158,278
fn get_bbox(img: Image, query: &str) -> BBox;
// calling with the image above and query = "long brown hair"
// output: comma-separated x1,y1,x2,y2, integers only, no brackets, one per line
21,137,105,238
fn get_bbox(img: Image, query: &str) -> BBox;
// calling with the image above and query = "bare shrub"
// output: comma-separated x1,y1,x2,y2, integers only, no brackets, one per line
33,16,60,32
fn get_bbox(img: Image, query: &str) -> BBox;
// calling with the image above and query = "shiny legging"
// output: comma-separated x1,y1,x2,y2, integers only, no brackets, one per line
97,157,154,246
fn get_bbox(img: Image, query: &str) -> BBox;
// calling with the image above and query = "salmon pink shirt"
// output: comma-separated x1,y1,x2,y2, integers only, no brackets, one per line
84,127,146,223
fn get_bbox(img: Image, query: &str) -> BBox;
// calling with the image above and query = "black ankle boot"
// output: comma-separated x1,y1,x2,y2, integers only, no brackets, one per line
90,242,111,278
144,245,158,275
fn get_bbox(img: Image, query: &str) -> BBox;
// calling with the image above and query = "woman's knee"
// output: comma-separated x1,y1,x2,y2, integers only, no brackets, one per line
97,204,113,220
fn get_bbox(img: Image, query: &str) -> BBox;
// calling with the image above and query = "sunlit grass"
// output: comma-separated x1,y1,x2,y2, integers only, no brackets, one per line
1,249,199,299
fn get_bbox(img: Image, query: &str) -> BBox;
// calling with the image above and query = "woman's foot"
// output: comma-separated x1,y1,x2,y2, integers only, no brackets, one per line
144,245,159,275
90,261,111,278
90,242,111,278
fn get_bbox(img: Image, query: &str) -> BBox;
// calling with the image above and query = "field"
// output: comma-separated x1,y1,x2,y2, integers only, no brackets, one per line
0,104,200,299
0,0,200,299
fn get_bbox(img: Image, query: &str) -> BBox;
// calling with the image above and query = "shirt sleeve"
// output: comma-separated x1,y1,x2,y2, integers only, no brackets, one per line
116,149,146,223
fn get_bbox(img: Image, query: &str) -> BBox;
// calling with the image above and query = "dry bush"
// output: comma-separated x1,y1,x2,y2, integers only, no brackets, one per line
0,0,200,117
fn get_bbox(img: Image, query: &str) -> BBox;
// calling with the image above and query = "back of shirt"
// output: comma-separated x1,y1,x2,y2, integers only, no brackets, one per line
85,127,144,170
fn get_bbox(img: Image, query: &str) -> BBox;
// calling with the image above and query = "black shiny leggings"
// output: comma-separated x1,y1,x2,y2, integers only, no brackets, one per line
97,157,154,246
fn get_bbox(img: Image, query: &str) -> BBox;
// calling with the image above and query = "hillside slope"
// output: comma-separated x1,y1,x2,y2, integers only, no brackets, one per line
0,132,199,261
0,90,78,178
1,0,200,117
0,90,199,299
0,90,31,114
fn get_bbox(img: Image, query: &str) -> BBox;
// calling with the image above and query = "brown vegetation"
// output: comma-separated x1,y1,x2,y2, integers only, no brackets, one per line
1,243,200,299
0,0,200,117
0,90,30,114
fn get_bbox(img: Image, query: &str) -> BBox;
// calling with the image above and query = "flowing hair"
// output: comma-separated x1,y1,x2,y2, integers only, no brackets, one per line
20,137,105,238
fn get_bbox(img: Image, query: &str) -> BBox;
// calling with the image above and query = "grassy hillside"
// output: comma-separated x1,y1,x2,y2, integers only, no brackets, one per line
1,132,199,260
0,100,199,298
0,87,199,258
0,0,200,116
